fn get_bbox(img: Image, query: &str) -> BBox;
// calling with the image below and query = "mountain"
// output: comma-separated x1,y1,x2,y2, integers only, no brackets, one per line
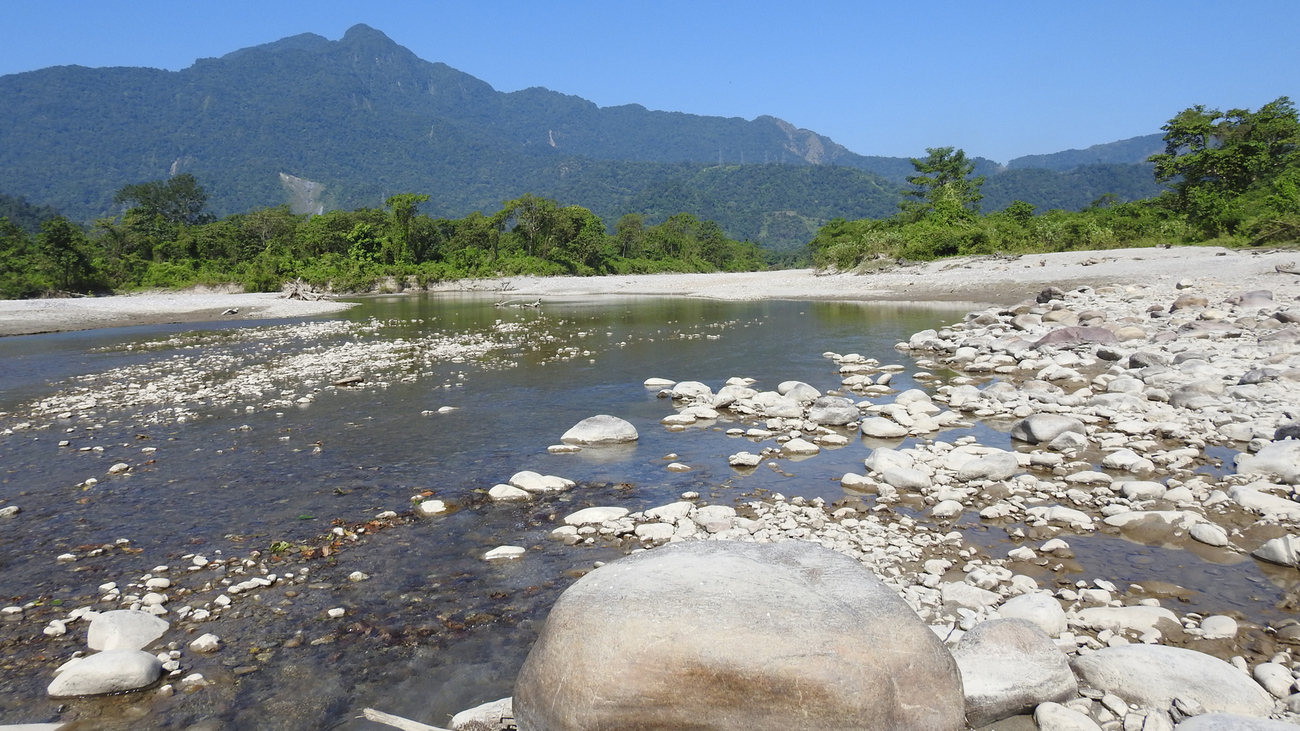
0,24,1165,250
1005,134,1165,171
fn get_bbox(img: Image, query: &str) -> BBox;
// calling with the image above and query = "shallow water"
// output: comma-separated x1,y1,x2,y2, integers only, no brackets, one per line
0,293,1293,729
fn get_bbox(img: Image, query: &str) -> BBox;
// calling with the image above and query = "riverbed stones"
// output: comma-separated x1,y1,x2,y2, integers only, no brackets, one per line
513,540,964,731
951,618,1077,727
47,649,162,697
560,415,639,445
1071,645,1274,717
87,610,168,651
1176,714,1300,731
1011,414,1086,444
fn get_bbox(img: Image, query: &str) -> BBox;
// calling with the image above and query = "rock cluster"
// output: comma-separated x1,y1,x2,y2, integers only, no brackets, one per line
470,275,1300,731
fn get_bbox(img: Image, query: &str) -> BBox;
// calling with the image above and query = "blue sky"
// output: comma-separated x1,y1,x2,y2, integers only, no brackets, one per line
3,1,1297,164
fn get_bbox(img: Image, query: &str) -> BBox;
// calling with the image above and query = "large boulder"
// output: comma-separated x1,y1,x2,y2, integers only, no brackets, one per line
87,609,168,651
1071,645,1273,717
808,396,859,426
1033,326,1118,348
47,649,162,697
1235,441,1300,484
560,415,639,445
951,619,1076,727
1010,414,1086,444
513,541,964,731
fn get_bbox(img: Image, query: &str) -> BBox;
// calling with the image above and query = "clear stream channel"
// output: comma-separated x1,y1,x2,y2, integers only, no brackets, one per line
0,294,1295,729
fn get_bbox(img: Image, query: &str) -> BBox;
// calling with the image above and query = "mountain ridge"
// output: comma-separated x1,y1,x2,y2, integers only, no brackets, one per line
0,24,1164,249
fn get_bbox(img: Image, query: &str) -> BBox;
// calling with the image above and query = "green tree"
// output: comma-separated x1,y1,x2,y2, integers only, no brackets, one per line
900,147,985,222
615,213,645,257
1149,96,1299,234
113,173,214,226
38,217,93,291
384,193,430,264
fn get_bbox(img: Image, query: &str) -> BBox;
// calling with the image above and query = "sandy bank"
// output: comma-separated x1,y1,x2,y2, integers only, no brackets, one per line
480,246,1296,306
2,246,1294,337
0,291,357,337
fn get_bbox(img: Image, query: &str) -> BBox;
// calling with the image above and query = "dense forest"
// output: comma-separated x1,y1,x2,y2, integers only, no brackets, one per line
0,184,767,298
3,87,1294,300
0,24,1162,252
809,97,1300,270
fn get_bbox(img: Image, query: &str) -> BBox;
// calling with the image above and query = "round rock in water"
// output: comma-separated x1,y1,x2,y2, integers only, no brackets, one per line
1071,645,1273,717
48,649,162,697
1011,414,1086,444
87,609,168,651
513,540,964,731
560,415,638,445
951,618,1077,727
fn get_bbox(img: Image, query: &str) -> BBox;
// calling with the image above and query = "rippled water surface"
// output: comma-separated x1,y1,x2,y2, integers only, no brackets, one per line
0,293,1293,729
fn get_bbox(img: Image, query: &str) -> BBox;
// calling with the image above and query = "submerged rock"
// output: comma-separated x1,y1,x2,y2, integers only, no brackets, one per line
513,540,964,731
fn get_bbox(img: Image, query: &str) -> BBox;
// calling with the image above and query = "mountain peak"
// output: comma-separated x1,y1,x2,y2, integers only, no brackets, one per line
340,24,399,49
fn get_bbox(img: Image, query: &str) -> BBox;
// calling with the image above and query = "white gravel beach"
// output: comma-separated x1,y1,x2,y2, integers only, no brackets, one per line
1,246,1295,337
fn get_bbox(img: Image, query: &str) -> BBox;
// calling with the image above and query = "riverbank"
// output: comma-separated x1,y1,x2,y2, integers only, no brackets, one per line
0,290,358,337
2,246,1294,338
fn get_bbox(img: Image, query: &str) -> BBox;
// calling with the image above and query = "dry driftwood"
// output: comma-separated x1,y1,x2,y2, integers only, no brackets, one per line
282,278,325,300
360,708,450,731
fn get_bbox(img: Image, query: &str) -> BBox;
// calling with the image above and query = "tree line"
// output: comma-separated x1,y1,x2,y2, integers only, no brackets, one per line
0,185,766,298
809,96,1299,269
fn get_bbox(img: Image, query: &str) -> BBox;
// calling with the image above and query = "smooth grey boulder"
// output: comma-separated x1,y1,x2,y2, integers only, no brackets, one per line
1071,645,1273,717
1236,441,1300,484
1033,326,1118,347
777,380,822,404
47,649,162,697
560,415,639,445
952,619,1076,727
1011,414,1086,444
808,396,859,426
1035,702,1103,731
1170,381,1225,410
956,450,1020,482
513,541,964,731
87,609,168,651
1251,535,1300,567
882,467,932,491
861,417,908,438
1176,714,1300,731
997,593,1066,637
670,381,714,402
865,447,914,473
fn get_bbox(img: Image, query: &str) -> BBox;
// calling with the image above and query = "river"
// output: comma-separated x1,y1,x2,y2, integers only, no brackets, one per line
0,293,1290,729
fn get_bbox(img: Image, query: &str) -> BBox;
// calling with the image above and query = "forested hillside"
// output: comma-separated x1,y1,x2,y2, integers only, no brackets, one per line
0,24,1167,251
